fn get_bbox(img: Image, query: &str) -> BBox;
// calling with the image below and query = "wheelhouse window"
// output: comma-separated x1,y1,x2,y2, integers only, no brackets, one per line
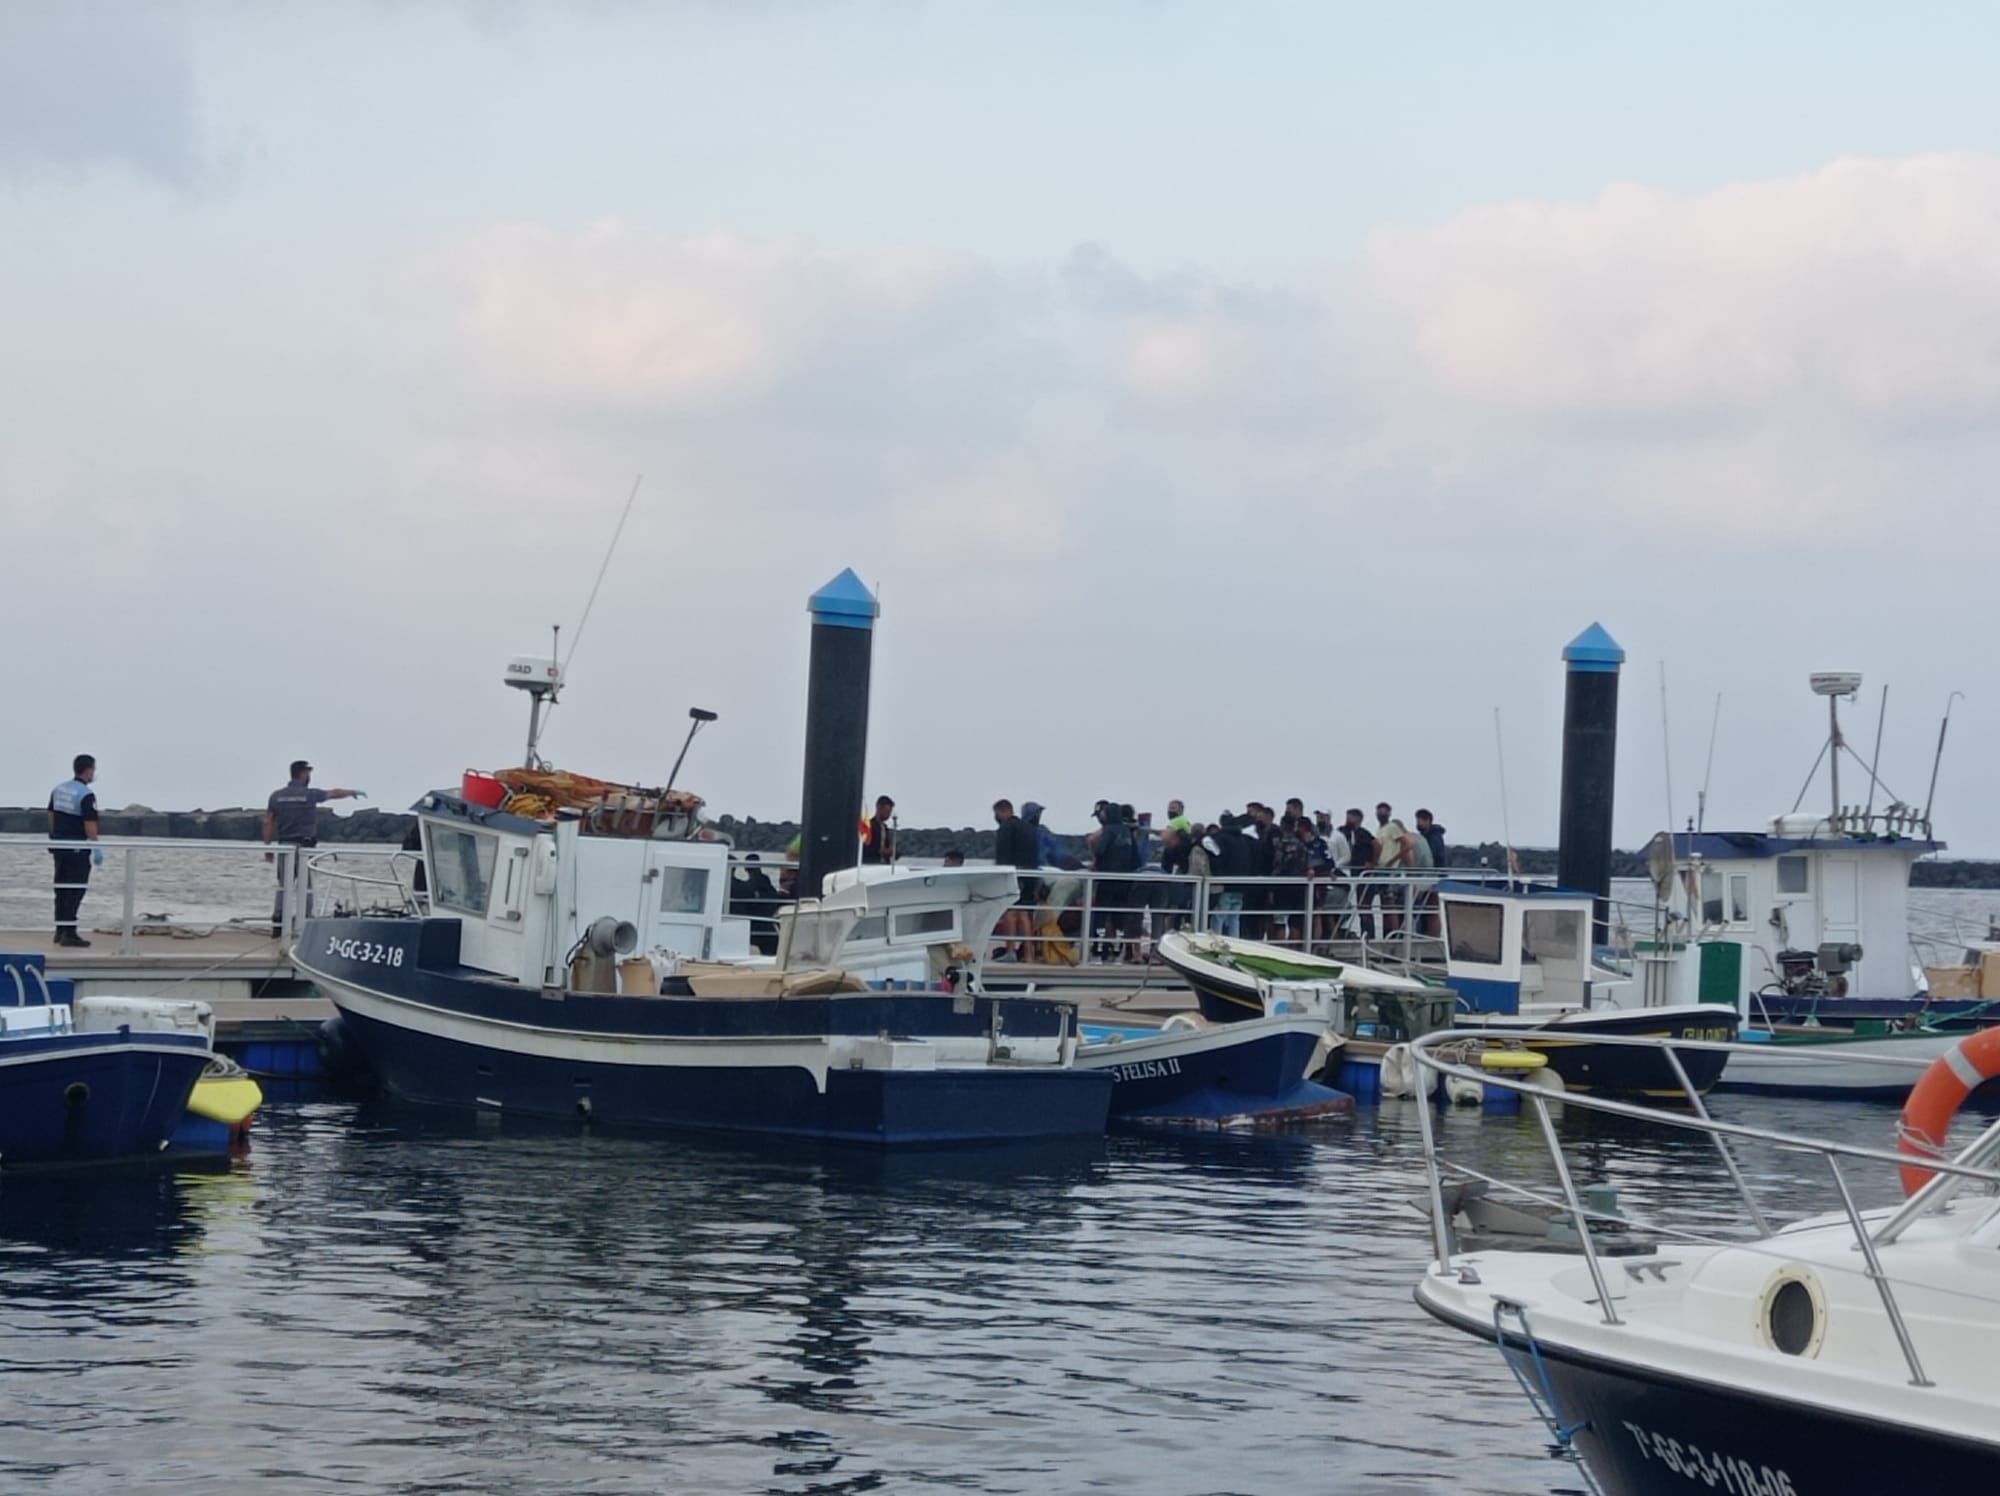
893,909,956,940
1522,909,1582,964
1445,901,1505,965
1729,874,1752,925
1700,868,1725,924
1777,855,1809,895
430,827,498,916
657,866,710,916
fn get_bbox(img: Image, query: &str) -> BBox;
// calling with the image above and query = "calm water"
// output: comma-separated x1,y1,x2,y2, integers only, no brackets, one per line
0,1093,1915,1495
0,848,1978,1490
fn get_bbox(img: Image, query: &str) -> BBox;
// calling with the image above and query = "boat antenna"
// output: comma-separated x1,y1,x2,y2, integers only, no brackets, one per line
1696,692,1720,833
1863,683,1889,826
561,473,645,680
1658,662,1677,840
664,706,719,796
1921,691,1963,838
1492,707,1517,886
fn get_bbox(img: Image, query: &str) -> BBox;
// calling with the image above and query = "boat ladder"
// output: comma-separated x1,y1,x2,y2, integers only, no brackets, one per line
1491,1298,1605,1496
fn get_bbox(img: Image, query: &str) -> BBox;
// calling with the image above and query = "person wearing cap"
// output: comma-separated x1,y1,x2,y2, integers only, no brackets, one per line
265,760,362,938
1023,802,1060,868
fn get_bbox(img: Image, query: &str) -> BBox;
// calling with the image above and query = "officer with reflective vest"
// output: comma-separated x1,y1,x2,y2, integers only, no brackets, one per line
48,754,103,947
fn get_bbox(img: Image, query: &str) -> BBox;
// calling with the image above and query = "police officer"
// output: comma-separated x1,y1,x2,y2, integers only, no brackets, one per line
48,754,103,947
264,760,362,937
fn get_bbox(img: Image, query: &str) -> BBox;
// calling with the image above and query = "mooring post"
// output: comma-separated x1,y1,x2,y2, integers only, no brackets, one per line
1558,623,1625,948
797,569,878,900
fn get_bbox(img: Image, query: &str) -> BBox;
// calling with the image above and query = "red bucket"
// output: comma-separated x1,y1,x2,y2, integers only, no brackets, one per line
461,770,508,809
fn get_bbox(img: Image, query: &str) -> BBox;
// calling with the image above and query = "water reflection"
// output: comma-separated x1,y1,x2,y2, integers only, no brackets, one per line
2,1093,1912,1494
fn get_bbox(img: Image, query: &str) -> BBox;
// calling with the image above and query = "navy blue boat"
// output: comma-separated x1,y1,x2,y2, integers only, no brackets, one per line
1075,1014,1352,1127
1,955,215,1170
298,790,1112,1146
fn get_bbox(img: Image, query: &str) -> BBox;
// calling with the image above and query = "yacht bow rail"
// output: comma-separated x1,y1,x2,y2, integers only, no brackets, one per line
1412,1028,2000,1389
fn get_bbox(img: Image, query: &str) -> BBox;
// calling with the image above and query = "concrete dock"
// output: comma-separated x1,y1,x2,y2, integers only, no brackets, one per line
0,926,306,1002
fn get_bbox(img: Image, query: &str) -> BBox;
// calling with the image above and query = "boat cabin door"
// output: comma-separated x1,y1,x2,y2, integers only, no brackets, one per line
644,843,724,961
1820,856,1861,950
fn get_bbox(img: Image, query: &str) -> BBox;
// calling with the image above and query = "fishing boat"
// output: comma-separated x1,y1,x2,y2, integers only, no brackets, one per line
1161,893,1740,1099
1435,881,1739,1096
301,680,1111,1145
1412,1027,2000,1494
1156,930,1441,1026
1073,1013,1352,1127
0,953,217,1169
1625,674,1975,1035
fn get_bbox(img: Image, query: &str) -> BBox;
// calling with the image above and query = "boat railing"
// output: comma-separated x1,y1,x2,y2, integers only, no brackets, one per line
726,858,1504,975
301,848,425,923
0,833,408,954
1412,1028,2000,1389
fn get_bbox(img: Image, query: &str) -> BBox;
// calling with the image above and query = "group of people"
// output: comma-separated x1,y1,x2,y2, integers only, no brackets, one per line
42,755,362,945
978,795,1452,963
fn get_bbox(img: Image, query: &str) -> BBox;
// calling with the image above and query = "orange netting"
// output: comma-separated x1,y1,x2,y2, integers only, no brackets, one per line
489,768,704,836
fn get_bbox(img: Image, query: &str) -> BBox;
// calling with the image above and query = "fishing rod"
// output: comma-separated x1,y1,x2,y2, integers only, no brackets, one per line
1922,691,1964,836
1696,693,1720,834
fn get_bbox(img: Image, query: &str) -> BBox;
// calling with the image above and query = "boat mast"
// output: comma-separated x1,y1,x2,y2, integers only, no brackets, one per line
1809,673,1861,832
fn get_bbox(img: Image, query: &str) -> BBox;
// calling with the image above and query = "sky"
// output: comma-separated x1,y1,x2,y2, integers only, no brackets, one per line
3,1,1998,851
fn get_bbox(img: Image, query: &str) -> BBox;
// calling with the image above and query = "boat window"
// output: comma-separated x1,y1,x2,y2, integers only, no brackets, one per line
431,827,498,916
1445,901,1504,965
657,866,710,916
1522,909,1582,963
1777,855,1809,895
1767,1279,1817,1356
1699,868,1725,924
1729,874,1751,925
848,915,887,944
893,909,956,939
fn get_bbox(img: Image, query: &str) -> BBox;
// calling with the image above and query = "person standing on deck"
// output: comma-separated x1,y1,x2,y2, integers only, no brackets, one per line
48,754,102,947
861,796,897,865
991,799,1040,962
265,760,361,938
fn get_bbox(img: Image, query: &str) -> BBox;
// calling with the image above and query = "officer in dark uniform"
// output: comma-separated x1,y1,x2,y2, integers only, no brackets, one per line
48,754,102,947
264,760,362,938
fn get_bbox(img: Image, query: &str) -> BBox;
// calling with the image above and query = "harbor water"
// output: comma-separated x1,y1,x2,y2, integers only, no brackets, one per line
0,1089,1928,1494
0,851,1989,1490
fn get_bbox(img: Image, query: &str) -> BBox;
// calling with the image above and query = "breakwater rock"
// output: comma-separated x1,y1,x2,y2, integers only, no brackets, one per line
0,806,420,843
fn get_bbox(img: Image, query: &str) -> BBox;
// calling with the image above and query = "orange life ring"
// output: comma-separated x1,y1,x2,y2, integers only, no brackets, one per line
1898,1027,2000,1196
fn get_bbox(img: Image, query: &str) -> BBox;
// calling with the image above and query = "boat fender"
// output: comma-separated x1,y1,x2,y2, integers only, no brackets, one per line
1899,1027,2000,1195
1478,1050,1548,1072
1379,1044,1438,1099
1443,1073,1484,1107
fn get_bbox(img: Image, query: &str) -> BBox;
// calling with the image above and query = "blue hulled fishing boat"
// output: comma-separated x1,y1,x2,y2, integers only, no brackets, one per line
0,954,217,1169
301,777,1111,1146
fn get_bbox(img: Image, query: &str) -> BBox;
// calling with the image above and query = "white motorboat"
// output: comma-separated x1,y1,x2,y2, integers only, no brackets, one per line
1412,1027,2000,1494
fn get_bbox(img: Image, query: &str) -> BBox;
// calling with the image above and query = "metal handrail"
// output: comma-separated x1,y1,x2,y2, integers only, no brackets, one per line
1412,1026,2000,1391
727,855,1492,974
0,832,409,952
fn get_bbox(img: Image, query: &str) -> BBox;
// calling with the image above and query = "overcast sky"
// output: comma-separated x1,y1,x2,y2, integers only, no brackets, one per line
4,2,1997,852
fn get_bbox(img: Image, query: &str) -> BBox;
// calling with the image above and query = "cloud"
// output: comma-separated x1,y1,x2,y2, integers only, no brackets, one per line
0,3,214,189
1365,153,2000,431
1357,153,2000,539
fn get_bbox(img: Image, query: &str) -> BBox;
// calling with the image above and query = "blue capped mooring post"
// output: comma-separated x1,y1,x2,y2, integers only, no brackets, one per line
1557,623,1625,948
797,568,879,900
